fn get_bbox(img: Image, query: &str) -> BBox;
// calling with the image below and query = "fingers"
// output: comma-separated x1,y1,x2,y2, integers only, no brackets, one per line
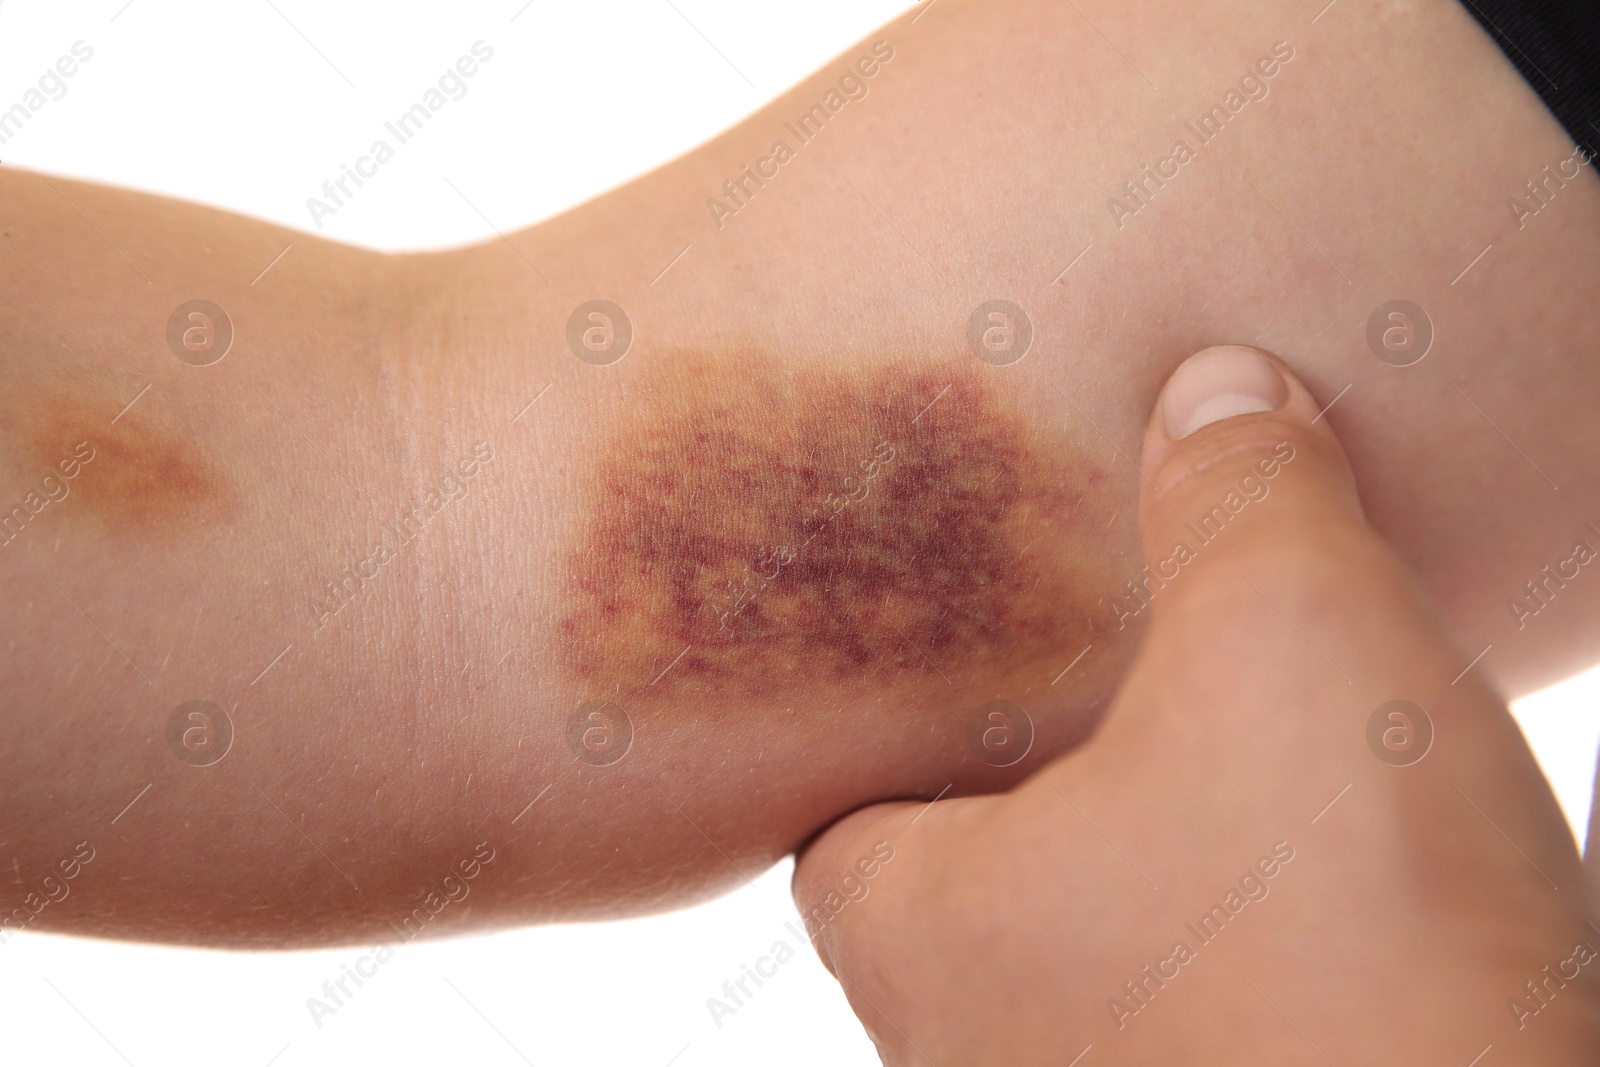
790,800,924,977
787,343,1595,1065
1136,344,1368,596
1122,344,1564,869
1123,342,1468,730
793,347,1593,1062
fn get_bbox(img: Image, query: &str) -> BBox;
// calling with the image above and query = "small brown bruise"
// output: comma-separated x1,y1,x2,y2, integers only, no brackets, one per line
3,393,240,541
557,351,1116,711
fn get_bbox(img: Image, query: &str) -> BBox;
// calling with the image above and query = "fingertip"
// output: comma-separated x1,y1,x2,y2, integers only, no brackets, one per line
1142,345,1327,482
791,800,926,974
1160,345,1290,440
1133,344,1366,583
792,801,917,895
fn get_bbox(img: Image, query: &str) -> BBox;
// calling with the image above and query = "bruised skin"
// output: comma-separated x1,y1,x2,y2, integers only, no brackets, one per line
1,396,241,542
2,0,1599,948
558,353,1115,713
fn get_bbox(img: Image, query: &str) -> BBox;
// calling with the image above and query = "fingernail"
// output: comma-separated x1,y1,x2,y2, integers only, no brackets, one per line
1159,345,1289,440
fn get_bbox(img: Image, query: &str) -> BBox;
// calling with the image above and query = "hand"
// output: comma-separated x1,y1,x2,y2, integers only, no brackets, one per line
794,345,1600,1065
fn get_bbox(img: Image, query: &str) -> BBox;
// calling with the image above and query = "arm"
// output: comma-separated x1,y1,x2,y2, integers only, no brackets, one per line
4,0,1599,947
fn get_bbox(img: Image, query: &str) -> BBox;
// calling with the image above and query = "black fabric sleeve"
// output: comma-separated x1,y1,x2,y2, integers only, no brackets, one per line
1457,0,1600,156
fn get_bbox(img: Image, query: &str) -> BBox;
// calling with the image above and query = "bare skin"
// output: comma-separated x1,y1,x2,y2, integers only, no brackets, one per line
1,0,1598,947
794,348,1600,1065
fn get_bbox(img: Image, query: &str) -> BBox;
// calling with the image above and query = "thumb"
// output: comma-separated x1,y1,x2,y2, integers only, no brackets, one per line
790,801,922,978
1136,344,1366,593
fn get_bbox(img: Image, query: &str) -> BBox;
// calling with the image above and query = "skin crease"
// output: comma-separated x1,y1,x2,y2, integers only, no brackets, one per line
0,0,1598,946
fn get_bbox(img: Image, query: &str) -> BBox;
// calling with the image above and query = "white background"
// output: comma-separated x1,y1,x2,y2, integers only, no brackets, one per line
2,2,1598,1064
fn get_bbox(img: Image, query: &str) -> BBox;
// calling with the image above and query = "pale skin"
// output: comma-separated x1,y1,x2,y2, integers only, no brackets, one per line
1,0,1598,953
